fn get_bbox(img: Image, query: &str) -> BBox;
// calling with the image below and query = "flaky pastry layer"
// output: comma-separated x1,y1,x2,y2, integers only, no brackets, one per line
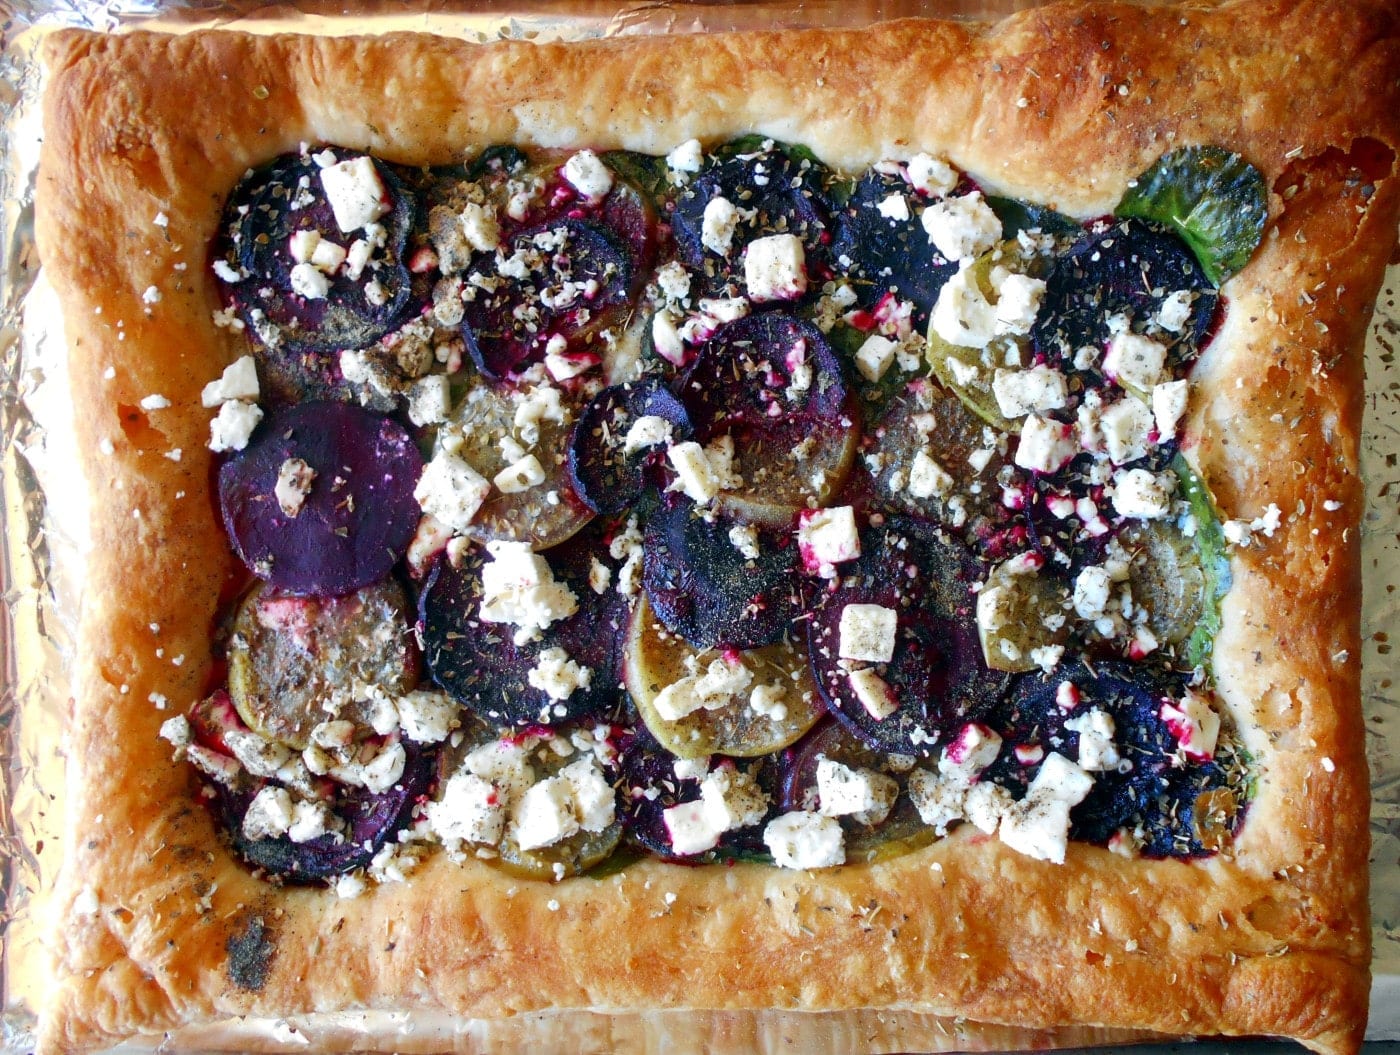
33,2,1400,1052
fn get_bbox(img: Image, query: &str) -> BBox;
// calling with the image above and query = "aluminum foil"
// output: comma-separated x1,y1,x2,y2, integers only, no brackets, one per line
2,1,1399,1050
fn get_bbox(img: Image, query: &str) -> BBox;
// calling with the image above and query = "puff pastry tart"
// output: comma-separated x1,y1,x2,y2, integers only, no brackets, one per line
34,2,1400,1052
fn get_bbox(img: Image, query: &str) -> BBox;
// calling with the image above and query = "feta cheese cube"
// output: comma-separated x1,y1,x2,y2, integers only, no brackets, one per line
394,690,459,744
463,738,536,804
816,758,898,825
319,156,389,232
939,722,1002,782
744,233,808,303
728,522,760,560
1072,565,1113,620
1156,290,1194,332
288,262,330,300
333,740,407,794
920,191,1001,262
1099,398,1154,464
427,770,506,846
310,237,347,273
701,196,741,257
931,263,997,348
1028,751,1094,806
287,800,337,844
478,540,579,642
666,139,705,176
1103,332,1168,391
1152,379,1190,440
414,451,492,533
459,202,501,253
848,667,899,720
242,786,295,841
664,799,724,856
274,457,316,517
513,774,580,851
562,150,614,201
907,451,954,499
964,781,1014,834
763,810,845,869
623,415,674,455
797,506,861,577
1014,415,1078,474
998,795,1074,863
667,440,723,503
904,153,959,197
748,680,789,721
526,646,593,701
1065,708,1120,772
838,603,898,663
1111,467,1174,519
699,765,769,831
561,757,615,833
407,374,452,427
991,271,1046,335
208,399,263,453
907,768,966,834
513,385,568,444
854,334,898,382
288,228,321,264
201,355,260,407
652,310,685,365
494,454,547,494
992,365,1068,419
1159,691,1220,761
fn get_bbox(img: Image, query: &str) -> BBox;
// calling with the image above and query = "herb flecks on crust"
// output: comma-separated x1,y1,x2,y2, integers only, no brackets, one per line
177,139,1265,888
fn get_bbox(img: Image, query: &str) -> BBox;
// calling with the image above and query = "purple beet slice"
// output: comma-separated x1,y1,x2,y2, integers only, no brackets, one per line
567,378,693,515
641,494,804,651
807,517,1010,756
214,149,418,402
217,401,423,597
462,218,635,379
671,141,832,298
1031,218,1218,377
829,171,957,328
678,312,858,523
220,739,434,881
418,522,629,727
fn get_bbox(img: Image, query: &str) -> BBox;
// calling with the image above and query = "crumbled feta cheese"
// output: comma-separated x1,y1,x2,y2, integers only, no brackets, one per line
932,263,997,348
527,647,593,702
1014,416,1077,474
991,271,1046,335
663,799,724,856
1099,398,1154,464
904,153,958,197
289,262,330,300
699,765,769,831
728,522,760,560
939,722,1002,782
797,506,861,578
652,310,685,366
407,374,452,427
653,656,753,721
514,774,580,851
287,799,337,843
1159,691,1220,761
394,690,459,744
655,260,692,305
848,667,898,720
816,758,898,825
877,193,911,222
763,810,845,869
1028,751,1095,804
428,770,506,846
562,757,615,833
311,238,347,273
274,457,316,517
1072,565,1113,620
992,365,1068,419
624,415,675,455
1103,332,1168,392
242,786,296,841
744,233,807,303
701,196,741,257
478,541,579,643
666,138,705,176
1156,290,1194,332
907,451,954,500
414,451,492,533
907,768,967,834
666,440,726,504
139,393,171,412
1064,708,1120,771
331,740,407,794
159,714,193,750
460,201,500,253
291,230,321,264
748,680,789,721
1111,468,1174,519
208,399,263,453
854,334,898,382
997,752,1094,864
513,385,568,445
920,192,1001,262
562,150,614,201
494,454,547,494
319,155,389,232
1152,380,1189,440
838,603,898,663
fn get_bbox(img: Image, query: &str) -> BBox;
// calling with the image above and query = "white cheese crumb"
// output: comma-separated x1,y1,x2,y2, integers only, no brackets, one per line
207,400,263,453
201,355,260,408
624,415,674,455
838,603,898,663
319,155,389,232
920,191,1001,262
414,451,492,533
562,150,614,201
904,153,958,197
701,196,741,257
744,233,807,303
854,334,898,382
763,811,845,869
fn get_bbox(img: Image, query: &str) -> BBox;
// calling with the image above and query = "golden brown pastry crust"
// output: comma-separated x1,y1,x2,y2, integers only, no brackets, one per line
32,2,1400,1052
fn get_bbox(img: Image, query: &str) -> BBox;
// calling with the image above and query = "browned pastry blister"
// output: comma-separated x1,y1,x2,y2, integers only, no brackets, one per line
32,2,1400,1052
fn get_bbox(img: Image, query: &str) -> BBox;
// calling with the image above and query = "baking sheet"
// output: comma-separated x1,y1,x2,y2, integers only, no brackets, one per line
1,0,1398,1049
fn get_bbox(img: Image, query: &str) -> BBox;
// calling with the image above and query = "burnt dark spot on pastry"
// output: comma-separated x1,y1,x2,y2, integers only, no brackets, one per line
226,913,276,991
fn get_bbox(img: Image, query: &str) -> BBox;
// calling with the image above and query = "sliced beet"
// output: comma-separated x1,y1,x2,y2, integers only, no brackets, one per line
217,402,423,597
462,218,635,379
829,171,956,328
678,313,858,523
641,494,803,651
1031,218,1218,375
670,142,832,297
215,149,418,402
807,518,1010,755
567,378,693,515
418,522,629,727
220,739,434,881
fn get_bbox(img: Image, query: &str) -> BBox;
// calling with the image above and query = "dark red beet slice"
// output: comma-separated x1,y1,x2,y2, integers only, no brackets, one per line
217,402,423,597
670,142,832,297
617,725,774,862
418,522,629,727
215,149,418,402
829,171,957,328
1031,218,1218,376
462,218,635,379
567,378,693,515
807,518,1010,756
982,661,1244,858
219,739,434,881
641,494,804,651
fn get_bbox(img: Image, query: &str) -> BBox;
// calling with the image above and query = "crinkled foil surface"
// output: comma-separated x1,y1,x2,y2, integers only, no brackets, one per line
2,1,1399,1051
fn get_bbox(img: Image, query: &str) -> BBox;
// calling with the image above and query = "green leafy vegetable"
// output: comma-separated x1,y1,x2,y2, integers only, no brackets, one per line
986,196,1081,240
466,144,529,180
718,134,824,170
1116,146,1267,286
601,150,671,207
1173,452,1232,670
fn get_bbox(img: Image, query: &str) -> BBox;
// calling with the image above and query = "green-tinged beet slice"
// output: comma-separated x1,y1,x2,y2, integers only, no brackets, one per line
679,313,858,524
228,579,420,751
418,525,628,728
776,718,933,863
642,494,803,651
220,738,434,881
567,378,693,515
217,402,422,597
807,518,1009,756
215,148,417,401
462,218,635,379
